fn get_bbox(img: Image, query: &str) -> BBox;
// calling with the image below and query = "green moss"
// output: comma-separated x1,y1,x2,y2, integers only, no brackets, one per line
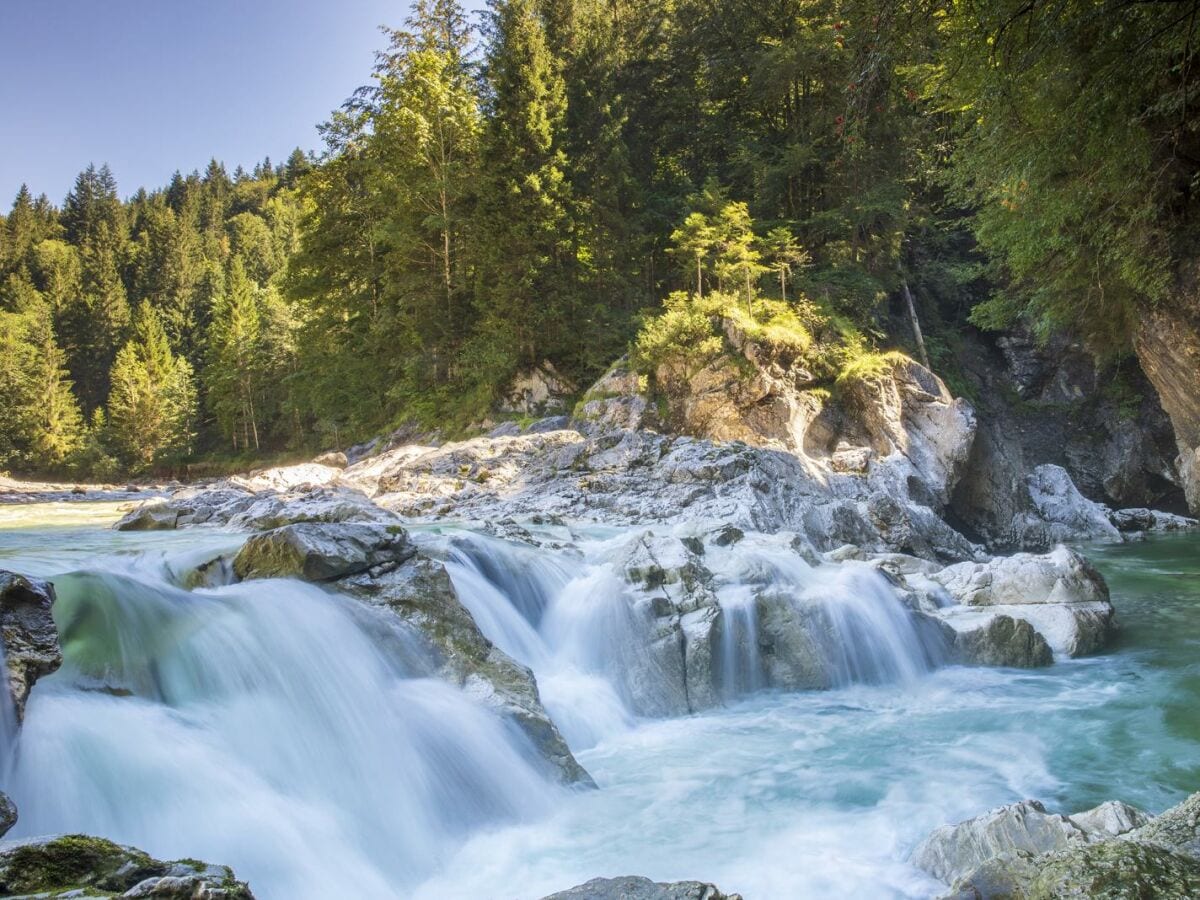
0,834,152,894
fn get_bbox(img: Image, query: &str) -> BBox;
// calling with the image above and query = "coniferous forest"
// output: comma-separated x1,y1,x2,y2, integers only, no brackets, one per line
2,0,1198,477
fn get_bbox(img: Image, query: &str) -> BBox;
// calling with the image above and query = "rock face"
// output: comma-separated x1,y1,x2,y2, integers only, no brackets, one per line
232,523,415,582
0,570,63,721
501,363,575,416
930,547,1115,658
539,875,742,900
952,615,1054,668
1136,294,1200,515
950,327,1189,547
0,834,254,898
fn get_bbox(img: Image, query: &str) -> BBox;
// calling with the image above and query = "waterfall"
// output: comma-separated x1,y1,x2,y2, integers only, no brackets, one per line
3,564,559,899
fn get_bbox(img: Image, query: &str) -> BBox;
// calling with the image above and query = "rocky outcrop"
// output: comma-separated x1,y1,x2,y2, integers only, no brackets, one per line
912,798,1150,885
232,523,415,582
230,524,589,786
917,791,1200,899
1135,295,1200,515
930,547,1116,658
501,363,575,416
0,834,254,898
116,483,397,532
0,570,63,721
539,875,742,900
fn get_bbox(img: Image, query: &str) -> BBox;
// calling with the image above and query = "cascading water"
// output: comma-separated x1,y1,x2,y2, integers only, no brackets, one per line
3,558,559,899
9,507,1190,900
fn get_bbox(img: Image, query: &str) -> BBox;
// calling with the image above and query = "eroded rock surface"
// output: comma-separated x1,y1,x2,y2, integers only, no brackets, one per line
0,570,63,721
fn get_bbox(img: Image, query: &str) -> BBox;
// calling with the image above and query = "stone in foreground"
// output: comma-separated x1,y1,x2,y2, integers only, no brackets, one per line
0,834,254,898
540,875,742,900
0,570,63,722
232,522,415,582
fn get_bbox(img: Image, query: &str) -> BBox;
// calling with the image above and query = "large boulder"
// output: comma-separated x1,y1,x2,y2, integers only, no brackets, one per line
232,523,415,582
0,834,254,898
952,615,1054,668
0,571,63,721
340,554,591,786
1013,465,1122,546
912,799,1150,885
931,547,1115,658
539,875,742,900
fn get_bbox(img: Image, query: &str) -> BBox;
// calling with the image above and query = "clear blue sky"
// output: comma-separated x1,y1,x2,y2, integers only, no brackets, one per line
0,1,486,207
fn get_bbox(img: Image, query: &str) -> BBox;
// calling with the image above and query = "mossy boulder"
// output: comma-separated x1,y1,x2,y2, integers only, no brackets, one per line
232,523,415,582
0,834,254,898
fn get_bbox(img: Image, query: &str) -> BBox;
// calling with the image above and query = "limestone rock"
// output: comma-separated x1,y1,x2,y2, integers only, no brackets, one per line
914,798,1150,886
0,834,254,898
539,875,742,900
953,615,1054,668
233,523,415,582
931,547,1114,657
312,451,349,468
0,570,63,721
1015,465,1122,545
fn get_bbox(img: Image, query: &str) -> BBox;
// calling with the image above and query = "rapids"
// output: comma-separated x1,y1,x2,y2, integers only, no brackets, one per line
1,503,1198,898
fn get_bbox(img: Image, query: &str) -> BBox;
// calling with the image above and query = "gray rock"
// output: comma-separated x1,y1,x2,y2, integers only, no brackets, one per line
954,615,1054,668
0,571,63,721
931,547,1115,658
340,554,591,786
539,875,742,900
914,798,1150,887
1127,790,1200,857
0,834,254,898
0,791,15,839
113,502,179,531
232,523,415,582
1015,464,1122,545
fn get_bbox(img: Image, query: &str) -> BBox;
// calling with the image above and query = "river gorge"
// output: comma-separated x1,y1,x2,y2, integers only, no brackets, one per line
1,498,1198,899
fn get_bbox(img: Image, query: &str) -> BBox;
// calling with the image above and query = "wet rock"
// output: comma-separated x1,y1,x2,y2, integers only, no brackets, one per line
0,570,63,721
953,614,1054,668
539,875,742,900
1109,506,1198,534
1126,790,1200,857
0,834,254,898
0,791,15,839
341,554,590,786
114,502,179,531
233,523,415,583
914,798,1151,886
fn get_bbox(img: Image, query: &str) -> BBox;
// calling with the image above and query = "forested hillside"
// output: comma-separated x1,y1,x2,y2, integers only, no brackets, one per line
2,0,1197,478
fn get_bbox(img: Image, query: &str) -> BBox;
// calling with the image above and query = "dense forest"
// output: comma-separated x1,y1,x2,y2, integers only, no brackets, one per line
2,0,1197,476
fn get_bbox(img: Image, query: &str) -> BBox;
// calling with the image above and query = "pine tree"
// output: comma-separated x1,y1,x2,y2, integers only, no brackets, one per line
107,302,196,471
472,0,581,390
206,257,263,451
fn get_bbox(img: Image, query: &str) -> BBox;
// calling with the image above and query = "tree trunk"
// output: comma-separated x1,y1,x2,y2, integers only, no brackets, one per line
901,278,931,371
1135,290,1200,514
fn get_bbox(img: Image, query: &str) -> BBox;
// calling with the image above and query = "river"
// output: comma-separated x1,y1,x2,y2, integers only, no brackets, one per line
1,502,1197,898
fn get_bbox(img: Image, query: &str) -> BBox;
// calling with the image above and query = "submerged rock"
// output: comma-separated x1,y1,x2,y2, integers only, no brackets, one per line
232,523,415,582
0,834,254,898
0,570,63,721
540,875,742,900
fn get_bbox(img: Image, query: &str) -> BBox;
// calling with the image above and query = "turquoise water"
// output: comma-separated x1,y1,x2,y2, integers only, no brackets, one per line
1,503,1197,899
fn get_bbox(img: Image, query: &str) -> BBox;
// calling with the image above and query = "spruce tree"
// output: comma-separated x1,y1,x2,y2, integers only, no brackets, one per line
107,302,196,471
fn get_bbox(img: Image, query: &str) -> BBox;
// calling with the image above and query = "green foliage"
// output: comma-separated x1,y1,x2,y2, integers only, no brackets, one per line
835,349,911,386
106,303,197,471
